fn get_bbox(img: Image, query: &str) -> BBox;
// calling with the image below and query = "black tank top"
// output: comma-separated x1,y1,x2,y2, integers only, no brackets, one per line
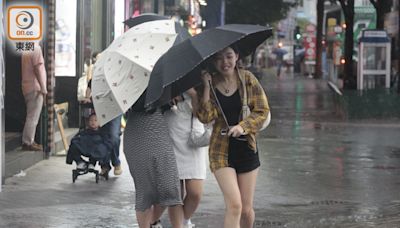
215,89,241,126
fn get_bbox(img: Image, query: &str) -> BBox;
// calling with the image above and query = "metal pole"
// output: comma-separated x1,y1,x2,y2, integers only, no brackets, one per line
0,1,4,189
45,0,56,158
315,0,324,79
398,0,400,93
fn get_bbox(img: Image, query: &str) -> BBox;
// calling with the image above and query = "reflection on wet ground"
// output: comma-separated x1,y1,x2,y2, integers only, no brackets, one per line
254,119,400,227
1,71,399,227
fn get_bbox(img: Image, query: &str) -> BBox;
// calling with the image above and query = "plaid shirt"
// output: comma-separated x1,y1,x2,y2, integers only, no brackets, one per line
197,69,270,172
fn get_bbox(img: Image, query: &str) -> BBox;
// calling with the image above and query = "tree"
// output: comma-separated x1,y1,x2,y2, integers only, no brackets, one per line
369,0,393,29
338,0,356,89
225,0,296,25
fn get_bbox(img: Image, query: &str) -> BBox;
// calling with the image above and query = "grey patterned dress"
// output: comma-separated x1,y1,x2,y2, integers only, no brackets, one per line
124,109,182,211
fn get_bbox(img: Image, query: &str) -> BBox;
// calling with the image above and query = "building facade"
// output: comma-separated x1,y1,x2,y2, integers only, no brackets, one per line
2,0,119,181
1,0,211,184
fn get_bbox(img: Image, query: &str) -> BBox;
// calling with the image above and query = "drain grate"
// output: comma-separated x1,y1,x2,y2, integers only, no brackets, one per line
372,165,400,170
255,219,285,227
274,200,352,207
310,200,348,205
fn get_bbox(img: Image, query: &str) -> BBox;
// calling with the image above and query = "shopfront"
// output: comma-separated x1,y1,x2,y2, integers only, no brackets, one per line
2,0,118,180
1,0,191,181
3,0,47,180
55,0,117,128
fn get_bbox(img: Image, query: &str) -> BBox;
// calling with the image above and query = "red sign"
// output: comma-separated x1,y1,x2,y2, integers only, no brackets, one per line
303,34,316,64
306,24,316,33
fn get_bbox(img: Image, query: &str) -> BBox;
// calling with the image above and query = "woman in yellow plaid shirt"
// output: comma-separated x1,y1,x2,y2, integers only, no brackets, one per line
195,45,269,228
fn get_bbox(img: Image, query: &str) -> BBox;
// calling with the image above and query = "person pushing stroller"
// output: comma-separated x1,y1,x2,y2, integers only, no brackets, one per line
66,113,113,173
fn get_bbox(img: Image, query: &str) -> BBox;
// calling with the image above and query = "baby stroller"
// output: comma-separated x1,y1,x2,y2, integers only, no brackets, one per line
66,105,112,183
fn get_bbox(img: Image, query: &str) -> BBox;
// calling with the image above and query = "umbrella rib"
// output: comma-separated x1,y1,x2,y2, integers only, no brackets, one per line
161,33,248,88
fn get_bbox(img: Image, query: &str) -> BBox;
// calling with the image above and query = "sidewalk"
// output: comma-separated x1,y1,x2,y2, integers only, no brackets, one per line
1,70,400,227
0,151,139,228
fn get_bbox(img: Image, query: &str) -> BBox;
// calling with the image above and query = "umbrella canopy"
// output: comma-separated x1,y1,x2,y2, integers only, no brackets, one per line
92,19,190,126
145,24,273,107
123,13,169,28
272,47,288,56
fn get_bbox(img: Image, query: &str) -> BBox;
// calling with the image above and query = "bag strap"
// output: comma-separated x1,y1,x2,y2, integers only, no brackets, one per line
237,68,250,121
237,68,248,108
190,113,194,129
208,81,230,128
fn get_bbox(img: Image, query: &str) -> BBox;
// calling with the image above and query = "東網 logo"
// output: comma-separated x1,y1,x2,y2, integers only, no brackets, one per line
8,6,42,41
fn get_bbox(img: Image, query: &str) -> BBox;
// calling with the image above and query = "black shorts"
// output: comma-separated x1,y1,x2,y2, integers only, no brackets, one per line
228,137,260,174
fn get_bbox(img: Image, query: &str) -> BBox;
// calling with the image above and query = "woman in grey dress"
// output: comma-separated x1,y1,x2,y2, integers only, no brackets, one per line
124,92,183,228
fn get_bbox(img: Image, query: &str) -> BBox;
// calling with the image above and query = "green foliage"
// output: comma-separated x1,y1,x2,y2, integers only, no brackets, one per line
297,18,312,31
225,0,297,25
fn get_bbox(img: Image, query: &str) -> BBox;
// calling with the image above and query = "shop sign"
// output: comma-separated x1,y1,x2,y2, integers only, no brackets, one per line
303,34,316,64
334,25,342,34
327,18,337,37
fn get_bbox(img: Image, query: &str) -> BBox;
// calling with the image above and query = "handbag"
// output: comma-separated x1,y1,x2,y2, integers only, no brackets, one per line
187,114,211,147
238,69,271,131
77,76,88,102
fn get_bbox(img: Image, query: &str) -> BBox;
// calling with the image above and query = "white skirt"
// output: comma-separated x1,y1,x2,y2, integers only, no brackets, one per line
165,95,208,180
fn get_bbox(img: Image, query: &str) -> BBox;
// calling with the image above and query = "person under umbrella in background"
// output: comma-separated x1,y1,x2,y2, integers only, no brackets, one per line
272,46,288,77
124,91,184,228
196,45,269,228
101,16,191,228
91,16,189,179
164,89,209,228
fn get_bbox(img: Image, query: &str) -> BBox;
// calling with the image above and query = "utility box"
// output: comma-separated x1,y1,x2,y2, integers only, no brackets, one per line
357,29,391,90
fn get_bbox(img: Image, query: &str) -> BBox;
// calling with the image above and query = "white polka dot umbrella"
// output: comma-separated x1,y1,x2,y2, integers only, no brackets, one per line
91,19,187,126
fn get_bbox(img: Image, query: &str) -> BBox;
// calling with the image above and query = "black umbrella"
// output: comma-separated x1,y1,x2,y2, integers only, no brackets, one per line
145,24,273,107
123,14,190,52
123,13,169,28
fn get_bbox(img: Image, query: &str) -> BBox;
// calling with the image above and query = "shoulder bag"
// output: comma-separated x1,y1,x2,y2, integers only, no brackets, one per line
238,69,271,131
187,114,211,147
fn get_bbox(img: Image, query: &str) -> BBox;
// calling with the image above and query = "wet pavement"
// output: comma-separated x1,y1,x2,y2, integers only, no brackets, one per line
1,71,400,227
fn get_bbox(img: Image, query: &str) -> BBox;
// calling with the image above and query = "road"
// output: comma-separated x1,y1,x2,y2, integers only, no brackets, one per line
1,71,399,227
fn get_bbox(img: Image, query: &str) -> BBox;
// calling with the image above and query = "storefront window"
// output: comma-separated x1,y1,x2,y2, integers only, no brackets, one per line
82,0,93,73
114,0,125,39
55,0,77,76
140,0,153,13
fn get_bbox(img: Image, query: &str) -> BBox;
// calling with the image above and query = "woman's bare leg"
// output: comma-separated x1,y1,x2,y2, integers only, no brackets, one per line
151,204,166,224
168,205,184,228
182,179,204,220
136,207,152,228
238,168,259,228
214,167,241,228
